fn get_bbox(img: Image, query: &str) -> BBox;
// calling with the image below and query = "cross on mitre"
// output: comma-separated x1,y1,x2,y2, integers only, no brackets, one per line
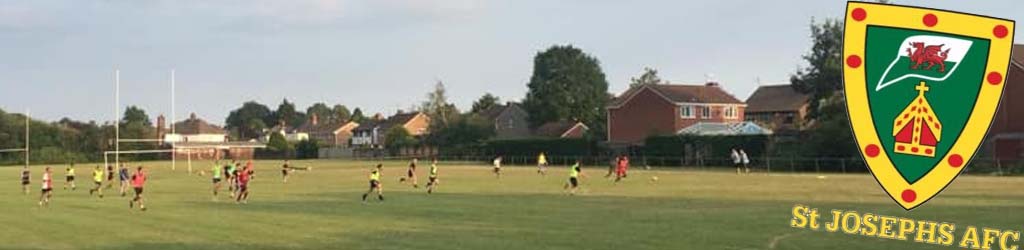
892,81,943,157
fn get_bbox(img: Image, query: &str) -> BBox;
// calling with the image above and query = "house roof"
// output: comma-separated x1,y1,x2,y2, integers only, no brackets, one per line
744,84,810,113
297,120,357,134
353,112,423,132
677,122,773,136
478,103,523,121
173,113,226,135
608,83,745,108
534,121,588,138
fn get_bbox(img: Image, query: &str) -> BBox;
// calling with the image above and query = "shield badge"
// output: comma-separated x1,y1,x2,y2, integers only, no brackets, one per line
843,2,1015,210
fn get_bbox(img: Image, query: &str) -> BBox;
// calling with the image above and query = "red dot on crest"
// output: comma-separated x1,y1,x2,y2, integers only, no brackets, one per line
994,25,1008,38
852,8,867,21
988,72,1003,85
923,14,938,27
865,144,880,158
949,154,964,168
846,55,862,68
902,189,917,203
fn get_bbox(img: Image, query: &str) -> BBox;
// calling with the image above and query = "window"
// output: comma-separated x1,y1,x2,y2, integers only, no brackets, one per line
701,106,711,119
724,106,738,119
679,106,694,118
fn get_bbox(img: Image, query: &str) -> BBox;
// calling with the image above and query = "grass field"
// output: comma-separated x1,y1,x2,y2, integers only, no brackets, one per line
2,159,1024,250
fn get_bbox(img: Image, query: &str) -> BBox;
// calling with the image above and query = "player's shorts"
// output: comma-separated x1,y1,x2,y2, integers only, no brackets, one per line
238,184,248,192
369,180,380,189
407,170,415,178
21,179,30,185
616,170,627,177
42,187,52,192
493,167,501,173
569,177,579,187
281,169,289,176
94,181,102,186
67,176,75,182
213,178,222,184
133,187,143,195
107,174,114,181
428,177,437,183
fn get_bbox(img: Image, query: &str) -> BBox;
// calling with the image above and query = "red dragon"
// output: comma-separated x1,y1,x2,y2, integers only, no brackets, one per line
906,42,951,73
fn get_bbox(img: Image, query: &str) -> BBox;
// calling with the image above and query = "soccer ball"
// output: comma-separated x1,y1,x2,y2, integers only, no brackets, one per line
650,176,659,182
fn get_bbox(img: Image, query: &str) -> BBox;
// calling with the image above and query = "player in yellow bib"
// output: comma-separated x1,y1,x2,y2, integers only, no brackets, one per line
64,163,77,191
362,164,384,203
537,152,548,176
88,166,104,198
564,160,585,195
426,159,440,194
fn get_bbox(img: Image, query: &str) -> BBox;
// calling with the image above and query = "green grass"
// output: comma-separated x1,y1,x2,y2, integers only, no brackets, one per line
2,159,1024,249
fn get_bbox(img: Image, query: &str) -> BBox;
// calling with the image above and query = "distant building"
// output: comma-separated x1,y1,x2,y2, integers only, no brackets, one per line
744,84,810,131
534,121,589,139
985,44,1024,160
295,114,359,147
478,102,531,140
607,82,746,145
352,112,430,148
160,113,258,159
263,121,309,143
163,113,228,143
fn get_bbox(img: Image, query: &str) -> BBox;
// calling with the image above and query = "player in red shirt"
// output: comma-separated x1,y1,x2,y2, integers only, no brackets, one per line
129,166,147,211
236,165,251,204
39,167,53,207
615,155,629,183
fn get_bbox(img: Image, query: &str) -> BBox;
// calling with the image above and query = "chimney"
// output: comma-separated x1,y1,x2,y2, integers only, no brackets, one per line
311,114,319,126
156,115,166,139
704,73,719,87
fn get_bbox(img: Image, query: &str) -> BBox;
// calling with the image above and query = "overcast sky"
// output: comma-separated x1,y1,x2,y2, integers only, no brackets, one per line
0,0,1020,124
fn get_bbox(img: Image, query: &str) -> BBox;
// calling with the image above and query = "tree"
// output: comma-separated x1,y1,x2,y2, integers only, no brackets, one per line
629,67,663,88
522,45,609,129
421,81,459,130
350,108,366,123
790,19,843,119
273,99,306,127
332,105,351,122
295,139,319,159
122,106,151,127
306,102,333,123
790,18,856,157
430,114,496,147
266,132,292,152
225,101,273,140
119,106,156,160
471,93,501,114
383,126,415,150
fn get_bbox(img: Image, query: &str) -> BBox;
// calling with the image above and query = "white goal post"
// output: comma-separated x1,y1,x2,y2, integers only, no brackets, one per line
0,109,30,168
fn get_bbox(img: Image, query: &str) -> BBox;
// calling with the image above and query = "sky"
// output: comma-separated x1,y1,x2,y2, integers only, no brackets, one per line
0,0,1020,125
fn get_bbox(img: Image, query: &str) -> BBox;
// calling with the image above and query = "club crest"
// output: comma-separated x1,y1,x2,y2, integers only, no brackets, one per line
843,2,1015,210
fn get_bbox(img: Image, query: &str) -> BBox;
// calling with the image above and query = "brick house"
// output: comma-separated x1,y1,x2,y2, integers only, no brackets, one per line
607,82,746,145
478,102,531,140
744,84,810,131
985,44,1024,160
295,114,359,147
352,112,430,148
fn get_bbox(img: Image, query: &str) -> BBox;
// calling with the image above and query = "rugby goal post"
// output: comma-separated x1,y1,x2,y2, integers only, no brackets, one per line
0,109,29,168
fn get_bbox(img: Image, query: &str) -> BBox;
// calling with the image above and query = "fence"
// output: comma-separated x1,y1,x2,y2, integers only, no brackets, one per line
352,154,1024,176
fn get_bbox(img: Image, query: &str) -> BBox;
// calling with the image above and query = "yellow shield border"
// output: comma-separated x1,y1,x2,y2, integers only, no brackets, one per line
843,2,1015,210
